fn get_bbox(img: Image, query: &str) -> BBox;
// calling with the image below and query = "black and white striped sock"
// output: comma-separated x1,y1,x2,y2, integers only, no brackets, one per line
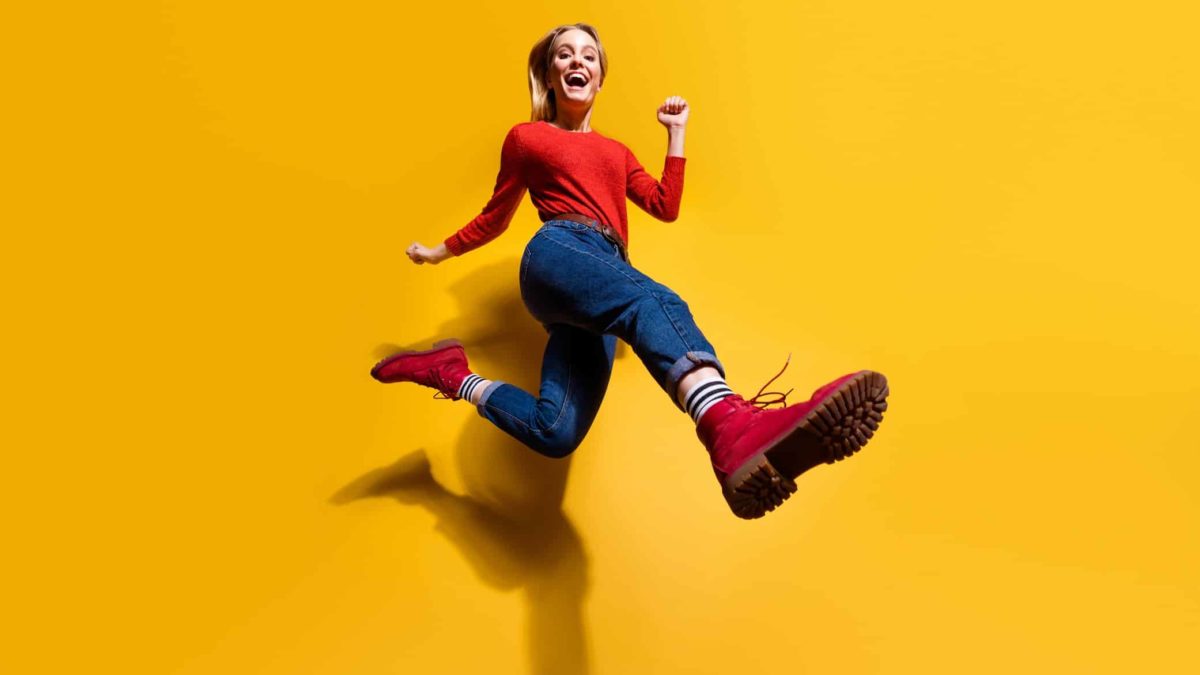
457,374,486,402
682,376,735,424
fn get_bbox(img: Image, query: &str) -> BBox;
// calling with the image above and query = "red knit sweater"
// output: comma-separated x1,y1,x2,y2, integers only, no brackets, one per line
443,120,687,257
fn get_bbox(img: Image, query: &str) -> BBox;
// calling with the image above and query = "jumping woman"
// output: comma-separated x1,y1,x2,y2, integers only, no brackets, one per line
371,23,890,519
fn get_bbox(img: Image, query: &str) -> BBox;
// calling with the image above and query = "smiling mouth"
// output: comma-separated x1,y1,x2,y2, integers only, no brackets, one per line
565,73,589,88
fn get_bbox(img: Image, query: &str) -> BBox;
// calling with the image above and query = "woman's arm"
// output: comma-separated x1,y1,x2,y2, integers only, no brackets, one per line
406,125,527,265
625,96,690,222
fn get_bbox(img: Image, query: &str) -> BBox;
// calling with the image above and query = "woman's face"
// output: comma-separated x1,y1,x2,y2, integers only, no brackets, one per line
547,29,602,108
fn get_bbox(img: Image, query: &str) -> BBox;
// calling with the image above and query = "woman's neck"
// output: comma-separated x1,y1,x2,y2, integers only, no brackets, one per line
551,105,593,132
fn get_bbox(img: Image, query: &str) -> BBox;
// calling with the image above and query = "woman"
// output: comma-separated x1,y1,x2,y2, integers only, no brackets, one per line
372,23,890,519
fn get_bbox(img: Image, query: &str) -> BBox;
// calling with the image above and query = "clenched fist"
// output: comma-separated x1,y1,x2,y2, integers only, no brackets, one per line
657,96,689,129
406,242,450,265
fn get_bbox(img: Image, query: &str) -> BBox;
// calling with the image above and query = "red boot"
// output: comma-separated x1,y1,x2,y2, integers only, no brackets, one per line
370,339,474,400
697,365,890,519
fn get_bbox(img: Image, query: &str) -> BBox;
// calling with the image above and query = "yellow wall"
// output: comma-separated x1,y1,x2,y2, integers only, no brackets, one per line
6,1,1198,672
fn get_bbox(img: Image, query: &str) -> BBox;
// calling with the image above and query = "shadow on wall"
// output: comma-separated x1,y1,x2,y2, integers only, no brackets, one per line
333,259,628,675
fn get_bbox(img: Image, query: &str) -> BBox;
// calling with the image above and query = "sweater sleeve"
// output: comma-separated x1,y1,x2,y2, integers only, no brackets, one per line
444,125,528,256
625,148,686,223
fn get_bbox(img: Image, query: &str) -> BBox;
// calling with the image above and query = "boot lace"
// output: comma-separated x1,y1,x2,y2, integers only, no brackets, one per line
745,354,794,410
429,370,460,401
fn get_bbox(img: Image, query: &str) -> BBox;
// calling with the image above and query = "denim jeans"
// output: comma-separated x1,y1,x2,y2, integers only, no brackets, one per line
476,219,725,458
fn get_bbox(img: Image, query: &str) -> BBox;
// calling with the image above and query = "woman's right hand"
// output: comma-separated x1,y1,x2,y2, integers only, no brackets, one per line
657,95,689,129
406,242,450,265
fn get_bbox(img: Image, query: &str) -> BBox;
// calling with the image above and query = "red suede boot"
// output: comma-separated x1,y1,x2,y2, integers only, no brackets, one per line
697,365,889,519
370,339,474,400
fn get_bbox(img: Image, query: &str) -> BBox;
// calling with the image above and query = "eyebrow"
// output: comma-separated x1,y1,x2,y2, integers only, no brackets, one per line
555,44,598,53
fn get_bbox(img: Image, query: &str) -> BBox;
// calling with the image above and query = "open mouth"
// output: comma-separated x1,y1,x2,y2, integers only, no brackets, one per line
565,72,589,89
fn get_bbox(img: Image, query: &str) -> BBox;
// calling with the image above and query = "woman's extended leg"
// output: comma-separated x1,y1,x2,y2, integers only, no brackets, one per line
474,323,617,459
369,324,615,458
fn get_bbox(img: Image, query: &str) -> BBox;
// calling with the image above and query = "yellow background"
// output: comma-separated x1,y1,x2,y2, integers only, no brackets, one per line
5,1,1198,672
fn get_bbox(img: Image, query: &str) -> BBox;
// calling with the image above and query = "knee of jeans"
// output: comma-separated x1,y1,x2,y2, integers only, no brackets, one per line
627,290,683,326
643,286,672,305
529,426,585,459
652,284,689,308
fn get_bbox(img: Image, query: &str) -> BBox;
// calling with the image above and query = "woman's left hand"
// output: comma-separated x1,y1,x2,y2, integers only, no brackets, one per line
657,96,689,129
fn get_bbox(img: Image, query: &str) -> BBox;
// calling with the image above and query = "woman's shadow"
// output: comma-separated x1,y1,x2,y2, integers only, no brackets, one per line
332,260,627,675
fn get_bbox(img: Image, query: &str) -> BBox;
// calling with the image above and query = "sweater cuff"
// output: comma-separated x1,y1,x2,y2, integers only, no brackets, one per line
443,234,467,257
664,155,686,177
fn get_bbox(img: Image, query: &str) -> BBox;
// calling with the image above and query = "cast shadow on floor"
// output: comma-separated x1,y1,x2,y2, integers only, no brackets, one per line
333,259,628,675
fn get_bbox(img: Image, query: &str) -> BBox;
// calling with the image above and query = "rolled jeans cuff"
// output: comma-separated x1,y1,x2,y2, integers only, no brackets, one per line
475,380,506,410
664,351,726,411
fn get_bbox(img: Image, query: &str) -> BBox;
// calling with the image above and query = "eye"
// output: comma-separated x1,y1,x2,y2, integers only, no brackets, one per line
585,55,596,61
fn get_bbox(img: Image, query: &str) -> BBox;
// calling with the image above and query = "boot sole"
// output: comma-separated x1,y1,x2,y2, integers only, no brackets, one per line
370,338,463,382
724,370,890,519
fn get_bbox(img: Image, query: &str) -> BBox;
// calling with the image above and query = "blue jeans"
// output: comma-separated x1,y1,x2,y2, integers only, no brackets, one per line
476,219,725,458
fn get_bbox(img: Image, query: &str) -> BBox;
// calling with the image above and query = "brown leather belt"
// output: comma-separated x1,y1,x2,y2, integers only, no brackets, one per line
546,213,629,262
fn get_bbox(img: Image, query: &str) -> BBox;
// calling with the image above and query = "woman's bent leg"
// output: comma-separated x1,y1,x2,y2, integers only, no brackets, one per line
516,222,892,521
521,225,725,410
475,323,617,458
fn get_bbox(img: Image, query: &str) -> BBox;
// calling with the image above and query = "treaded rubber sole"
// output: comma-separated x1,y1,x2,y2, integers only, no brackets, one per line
725,457,799,519
370,338,463,382
724,370,890,519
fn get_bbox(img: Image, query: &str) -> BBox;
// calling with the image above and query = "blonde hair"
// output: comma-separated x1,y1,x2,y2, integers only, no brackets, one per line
527,23,608,122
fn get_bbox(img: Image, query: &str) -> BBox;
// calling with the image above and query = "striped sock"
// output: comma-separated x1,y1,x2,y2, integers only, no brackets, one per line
457,374,486,403
682,376,735,424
